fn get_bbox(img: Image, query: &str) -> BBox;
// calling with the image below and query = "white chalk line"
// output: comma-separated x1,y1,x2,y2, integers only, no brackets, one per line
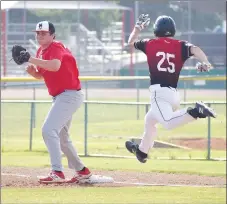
2,173,30,178
2,173,226,188
114,181,226,188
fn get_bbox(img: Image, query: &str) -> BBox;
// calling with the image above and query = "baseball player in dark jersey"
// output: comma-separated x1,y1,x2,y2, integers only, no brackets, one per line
125,14,217,163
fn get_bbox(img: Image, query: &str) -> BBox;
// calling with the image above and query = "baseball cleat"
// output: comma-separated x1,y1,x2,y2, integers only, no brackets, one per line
125,141,148,163
195,101,217,118
38,171,65,184
66,167,92,184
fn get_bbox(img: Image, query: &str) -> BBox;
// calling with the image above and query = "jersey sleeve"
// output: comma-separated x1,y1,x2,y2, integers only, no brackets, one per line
134,39,150,53
181,41,194,62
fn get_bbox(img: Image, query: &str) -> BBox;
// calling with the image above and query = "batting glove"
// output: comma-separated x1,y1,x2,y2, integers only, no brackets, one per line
135,14,151,31
196,62,213,73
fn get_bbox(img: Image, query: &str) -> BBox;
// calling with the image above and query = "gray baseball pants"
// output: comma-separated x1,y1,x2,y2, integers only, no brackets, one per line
42,90,84,172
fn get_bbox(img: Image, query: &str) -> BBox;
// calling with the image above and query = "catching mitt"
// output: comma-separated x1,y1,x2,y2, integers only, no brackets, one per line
11,45,31,65
196,62,212,73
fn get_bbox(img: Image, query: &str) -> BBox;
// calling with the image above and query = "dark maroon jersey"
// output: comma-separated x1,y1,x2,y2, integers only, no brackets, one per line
134,37,194,88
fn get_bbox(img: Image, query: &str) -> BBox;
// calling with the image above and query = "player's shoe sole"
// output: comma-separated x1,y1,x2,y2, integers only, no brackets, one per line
196,102,217,118
38,171,65,184
125,141,147,163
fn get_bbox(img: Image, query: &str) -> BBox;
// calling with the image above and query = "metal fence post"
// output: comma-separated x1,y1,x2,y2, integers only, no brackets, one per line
183,81,187,102
207,103,211,160
84,101,88,156
33,86,36,128
136,78,140,120
85,81,88,100
29,102,35,151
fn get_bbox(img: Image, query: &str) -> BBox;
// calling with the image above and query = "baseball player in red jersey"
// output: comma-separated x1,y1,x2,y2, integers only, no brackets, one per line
26,21,91,184
125,15,217,163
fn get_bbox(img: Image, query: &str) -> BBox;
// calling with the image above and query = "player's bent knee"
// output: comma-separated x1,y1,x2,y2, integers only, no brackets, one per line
144,111,155,123
42,124,57,138
42,125,50,138
60,140,71,148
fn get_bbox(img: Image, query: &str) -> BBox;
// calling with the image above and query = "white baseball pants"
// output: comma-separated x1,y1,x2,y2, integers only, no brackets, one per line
139,84,196,154
42,90,84,172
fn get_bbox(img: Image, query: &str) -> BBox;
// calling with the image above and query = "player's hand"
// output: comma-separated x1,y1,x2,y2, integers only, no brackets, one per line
135,14,150,31
26,65,37,76
196,62,213,72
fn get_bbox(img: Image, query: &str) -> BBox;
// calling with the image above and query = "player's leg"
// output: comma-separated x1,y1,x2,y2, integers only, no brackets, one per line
125,108,158,163
59,118,85,171
60,119,91,184
139,110,158,153
153,99,216,130
153,99,195,130
42,90,84,172
125,100,195,163
125,89,215,163
39,102,68,183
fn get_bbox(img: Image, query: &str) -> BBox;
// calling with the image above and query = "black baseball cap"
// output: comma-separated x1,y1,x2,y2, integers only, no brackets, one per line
33,21,55,35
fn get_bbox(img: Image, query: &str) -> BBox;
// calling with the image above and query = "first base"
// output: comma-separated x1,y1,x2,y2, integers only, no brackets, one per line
79,175,114,184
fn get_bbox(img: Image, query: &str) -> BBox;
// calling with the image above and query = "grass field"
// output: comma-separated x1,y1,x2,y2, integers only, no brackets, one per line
1,101,226,159
2,153,226,176
2,187,226,204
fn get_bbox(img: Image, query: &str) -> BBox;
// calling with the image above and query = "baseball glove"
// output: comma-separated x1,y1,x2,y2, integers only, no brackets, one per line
196,62,212,72
11,45,31,65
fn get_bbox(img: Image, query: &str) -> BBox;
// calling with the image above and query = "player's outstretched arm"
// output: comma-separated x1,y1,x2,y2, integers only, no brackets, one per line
190,46,210,65
128,14,150,46
190,46,213,72
128,27,140,46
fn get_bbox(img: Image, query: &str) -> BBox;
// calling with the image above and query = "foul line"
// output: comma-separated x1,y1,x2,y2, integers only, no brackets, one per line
2,173,31,178
114,181,226,188
2,173,226,188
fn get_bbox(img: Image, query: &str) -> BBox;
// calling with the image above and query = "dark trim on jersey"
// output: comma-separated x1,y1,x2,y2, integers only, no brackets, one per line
154,91,188,122
134,39,150,54
181,41,194,62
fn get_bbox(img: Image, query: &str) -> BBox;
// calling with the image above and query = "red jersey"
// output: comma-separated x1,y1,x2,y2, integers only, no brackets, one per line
36,41,81,96
134,37,194,88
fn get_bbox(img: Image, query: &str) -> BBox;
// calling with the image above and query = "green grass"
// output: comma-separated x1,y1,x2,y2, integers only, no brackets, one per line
1,102,226,159
1,134,226,159
2,187,226,204
2,153,226,176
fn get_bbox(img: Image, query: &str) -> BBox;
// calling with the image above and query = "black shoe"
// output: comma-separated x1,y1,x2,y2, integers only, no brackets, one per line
125,141,148,163
195,101,217,118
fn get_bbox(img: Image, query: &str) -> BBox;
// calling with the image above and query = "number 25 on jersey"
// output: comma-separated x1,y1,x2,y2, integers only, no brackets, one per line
156,52,175,73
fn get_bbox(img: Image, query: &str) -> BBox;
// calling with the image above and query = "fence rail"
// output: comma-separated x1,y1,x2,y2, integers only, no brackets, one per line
1,75,227,82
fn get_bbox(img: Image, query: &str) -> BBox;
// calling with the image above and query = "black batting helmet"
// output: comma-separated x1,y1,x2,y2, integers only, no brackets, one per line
153,15,176,37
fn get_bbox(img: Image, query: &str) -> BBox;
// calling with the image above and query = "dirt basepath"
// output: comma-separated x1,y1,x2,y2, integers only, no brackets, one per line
2,167,226,188
172,138,226,150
